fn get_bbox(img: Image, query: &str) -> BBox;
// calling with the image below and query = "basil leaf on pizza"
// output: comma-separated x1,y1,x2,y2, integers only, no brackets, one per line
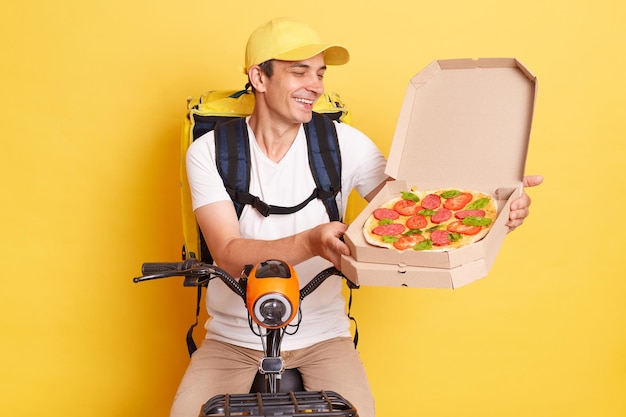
363,189,497,252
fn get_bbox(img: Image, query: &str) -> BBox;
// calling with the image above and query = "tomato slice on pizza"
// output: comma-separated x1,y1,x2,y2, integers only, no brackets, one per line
363,189,498,252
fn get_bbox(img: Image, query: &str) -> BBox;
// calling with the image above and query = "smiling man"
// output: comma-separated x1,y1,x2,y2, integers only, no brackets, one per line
173,17,541,417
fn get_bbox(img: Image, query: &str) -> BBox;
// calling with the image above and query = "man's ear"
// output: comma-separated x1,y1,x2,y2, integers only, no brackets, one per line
248,66,267,93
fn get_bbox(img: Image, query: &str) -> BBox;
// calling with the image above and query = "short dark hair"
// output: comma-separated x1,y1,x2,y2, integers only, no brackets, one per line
248,60,274,93
259,59,274,77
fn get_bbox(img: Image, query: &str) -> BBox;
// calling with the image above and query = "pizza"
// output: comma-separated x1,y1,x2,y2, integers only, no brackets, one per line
363,189,498,252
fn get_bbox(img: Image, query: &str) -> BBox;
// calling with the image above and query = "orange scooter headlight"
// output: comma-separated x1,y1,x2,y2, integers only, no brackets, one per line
246,260,300,329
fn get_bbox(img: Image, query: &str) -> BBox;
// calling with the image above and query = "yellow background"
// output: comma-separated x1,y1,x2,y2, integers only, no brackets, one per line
2,1,625,416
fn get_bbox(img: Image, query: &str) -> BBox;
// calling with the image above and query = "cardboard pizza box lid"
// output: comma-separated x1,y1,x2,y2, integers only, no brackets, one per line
385,57,536,190
342,58,537,288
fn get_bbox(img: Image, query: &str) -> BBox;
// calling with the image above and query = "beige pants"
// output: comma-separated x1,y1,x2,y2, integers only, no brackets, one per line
169,337,375,417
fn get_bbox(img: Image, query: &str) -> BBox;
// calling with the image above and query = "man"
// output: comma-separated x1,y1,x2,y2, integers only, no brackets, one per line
174,17,543,417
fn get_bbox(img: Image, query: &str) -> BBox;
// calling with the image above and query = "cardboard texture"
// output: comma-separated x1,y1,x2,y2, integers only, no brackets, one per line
341,58,537,289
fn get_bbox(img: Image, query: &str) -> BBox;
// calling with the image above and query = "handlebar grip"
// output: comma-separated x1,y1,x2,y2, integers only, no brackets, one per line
141,259,198,275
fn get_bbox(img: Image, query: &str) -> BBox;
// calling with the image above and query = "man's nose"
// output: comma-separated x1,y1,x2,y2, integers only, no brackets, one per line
307,74,324,94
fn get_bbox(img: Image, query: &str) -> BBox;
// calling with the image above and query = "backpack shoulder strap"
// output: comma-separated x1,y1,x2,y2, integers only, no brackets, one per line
304,112,342,222
214,117,251,218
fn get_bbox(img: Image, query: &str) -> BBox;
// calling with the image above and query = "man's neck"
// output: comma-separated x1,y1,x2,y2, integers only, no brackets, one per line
248,111,301,163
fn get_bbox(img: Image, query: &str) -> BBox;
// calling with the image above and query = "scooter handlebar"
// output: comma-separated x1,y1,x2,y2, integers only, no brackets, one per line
141,259,199,275
134,259,246,299
134,260,350,302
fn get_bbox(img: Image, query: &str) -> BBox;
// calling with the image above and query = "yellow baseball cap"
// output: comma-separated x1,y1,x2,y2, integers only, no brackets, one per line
244,17,350,73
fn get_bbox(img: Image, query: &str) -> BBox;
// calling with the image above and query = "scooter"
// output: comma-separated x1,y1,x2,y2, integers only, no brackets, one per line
134,258,359,417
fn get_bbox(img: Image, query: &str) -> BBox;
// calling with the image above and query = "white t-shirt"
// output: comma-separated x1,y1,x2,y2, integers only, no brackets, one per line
186,118,388,350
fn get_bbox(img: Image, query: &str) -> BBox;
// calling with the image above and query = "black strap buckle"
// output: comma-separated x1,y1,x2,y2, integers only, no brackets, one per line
252,196,271,217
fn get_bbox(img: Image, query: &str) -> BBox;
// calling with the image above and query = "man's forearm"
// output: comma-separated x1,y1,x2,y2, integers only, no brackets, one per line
210,232,314,278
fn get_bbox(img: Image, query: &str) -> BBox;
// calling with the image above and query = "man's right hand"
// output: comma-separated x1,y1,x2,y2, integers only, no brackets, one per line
306,221,350,270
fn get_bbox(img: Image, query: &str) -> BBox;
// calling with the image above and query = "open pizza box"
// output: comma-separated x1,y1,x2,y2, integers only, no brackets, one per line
341,58,537,289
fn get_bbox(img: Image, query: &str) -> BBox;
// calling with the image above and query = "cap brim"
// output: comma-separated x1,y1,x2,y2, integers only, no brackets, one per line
274,44,350,66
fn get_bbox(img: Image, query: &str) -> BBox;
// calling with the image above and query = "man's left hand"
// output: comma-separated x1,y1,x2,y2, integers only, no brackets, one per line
506,175,544,232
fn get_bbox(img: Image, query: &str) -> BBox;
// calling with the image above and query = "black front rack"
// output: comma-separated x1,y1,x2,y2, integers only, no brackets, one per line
200,390,358,417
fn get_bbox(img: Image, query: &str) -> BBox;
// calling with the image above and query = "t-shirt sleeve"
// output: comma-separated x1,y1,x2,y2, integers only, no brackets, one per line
186,132,231,211
335,122,389,199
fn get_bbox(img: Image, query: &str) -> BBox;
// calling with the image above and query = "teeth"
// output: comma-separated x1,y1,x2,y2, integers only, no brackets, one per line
295,98,313,105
